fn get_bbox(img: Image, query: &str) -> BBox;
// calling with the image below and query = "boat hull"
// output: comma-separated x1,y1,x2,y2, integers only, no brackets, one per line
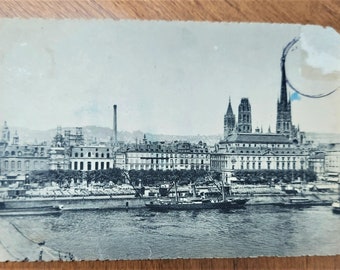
332,201,340,214
145,198,248,211
0,205,63,217
278,201,332,207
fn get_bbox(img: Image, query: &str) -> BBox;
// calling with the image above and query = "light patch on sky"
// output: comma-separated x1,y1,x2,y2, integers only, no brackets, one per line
0,20,339,135
300,25,340,75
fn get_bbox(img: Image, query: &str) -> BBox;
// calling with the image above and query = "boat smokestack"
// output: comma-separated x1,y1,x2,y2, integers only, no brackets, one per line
113,104,118,145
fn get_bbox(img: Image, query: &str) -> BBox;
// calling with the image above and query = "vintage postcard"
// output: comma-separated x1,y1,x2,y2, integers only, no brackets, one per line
0,19,339,261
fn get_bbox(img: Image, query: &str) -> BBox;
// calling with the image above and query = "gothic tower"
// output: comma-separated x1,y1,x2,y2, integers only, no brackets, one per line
224,97,236,138
237,98,252,133
276,47,292,137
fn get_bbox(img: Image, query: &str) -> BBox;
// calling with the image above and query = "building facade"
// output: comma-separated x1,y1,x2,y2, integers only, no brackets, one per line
0,122,51,185
308,151,325,180
0,143,50,185
324,143,340,181
211,133,309,181
115,139,210,171
69,145,114,171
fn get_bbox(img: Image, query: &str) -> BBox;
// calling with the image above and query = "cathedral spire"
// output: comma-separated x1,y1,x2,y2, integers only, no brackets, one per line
224,97,236,139
226,96,233,115
276,40,297,138
279,51,288,109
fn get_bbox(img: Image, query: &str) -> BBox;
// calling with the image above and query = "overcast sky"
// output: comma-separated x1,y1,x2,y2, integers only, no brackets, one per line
0,20,339,135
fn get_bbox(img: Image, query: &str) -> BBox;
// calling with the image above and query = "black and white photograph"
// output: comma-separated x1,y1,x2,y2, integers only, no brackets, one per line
0,19,339,261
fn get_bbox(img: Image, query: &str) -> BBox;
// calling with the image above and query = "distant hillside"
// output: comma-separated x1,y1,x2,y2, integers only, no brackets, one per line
305,132,340,144
11,126,222,146
8,126,340,146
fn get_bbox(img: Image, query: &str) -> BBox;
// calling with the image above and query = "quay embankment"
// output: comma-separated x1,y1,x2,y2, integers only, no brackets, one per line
2,192,338,210
1,182,338,210
2,195,147,210
0,219,72,261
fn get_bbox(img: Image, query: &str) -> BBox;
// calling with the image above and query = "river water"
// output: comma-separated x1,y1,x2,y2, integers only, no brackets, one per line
3,205,340,260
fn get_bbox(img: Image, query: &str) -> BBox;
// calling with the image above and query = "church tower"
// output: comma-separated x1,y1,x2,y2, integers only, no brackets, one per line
12,130,19,145
237,98,252,133
224,97,235,138
1,121,10,144
276,46,292,137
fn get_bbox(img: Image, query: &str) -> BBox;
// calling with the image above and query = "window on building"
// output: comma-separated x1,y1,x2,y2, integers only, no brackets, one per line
17,161,21,170
96,153,99,158
95,162,99,170
81,153,84,157
11,161,15,170
101,153,104,158
75,153,78,158
88,152,91,158
74,162,78,170
107,153,110,158
87,162,91,171
106,162,110,169
258,162,261,169
101,162,104,170
80,162,84,170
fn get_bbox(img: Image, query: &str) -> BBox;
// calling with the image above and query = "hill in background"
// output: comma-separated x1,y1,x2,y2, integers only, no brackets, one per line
9,126,340,146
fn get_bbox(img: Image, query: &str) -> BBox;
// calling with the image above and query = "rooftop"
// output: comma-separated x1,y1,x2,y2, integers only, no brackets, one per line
223,133,291,144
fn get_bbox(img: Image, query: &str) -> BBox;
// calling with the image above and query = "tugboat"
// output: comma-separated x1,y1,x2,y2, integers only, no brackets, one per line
145,176,249,211
331,179,340,214
332,200,340,214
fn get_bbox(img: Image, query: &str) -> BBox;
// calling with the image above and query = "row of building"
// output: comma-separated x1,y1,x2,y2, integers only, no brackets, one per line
0,120,339,186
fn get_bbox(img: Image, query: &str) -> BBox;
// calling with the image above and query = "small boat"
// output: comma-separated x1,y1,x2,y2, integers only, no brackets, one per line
279,197,331,207
0,203,63,216
331,201,340,214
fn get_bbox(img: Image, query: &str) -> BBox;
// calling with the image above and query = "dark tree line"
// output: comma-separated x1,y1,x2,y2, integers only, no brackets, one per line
27,169,212,187
128,169,210,186
27,168,316,187
233,169,317,184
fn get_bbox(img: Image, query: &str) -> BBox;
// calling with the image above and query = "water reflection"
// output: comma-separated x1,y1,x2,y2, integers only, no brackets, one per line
4,205,340,260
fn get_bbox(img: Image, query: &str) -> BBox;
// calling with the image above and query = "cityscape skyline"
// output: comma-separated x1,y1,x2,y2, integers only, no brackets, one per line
0,20,339,135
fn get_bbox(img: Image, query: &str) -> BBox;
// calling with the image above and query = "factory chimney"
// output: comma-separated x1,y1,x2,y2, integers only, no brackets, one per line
113,104,118,145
